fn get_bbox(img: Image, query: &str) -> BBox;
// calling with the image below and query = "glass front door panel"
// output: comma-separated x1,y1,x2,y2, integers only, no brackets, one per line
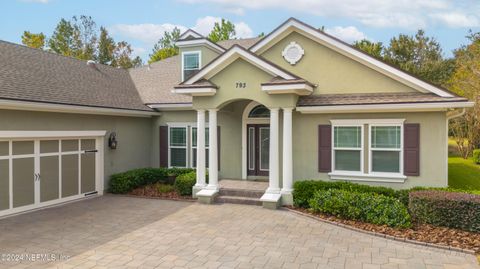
247,125,269,176
259,128,270,171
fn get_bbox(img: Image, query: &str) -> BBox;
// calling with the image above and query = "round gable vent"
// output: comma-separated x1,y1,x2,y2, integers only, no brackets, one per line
282,41,304,65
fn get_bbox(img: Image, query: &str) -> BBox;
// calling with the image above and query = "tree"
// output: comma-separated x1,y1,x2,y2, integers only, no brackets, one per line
448,31,480,158
21,31,46,49
112,41,142,68
97,27,115,65
383,30,453,86
48,18,76,56
207,19,235,42
72,15,97,60
353,39,383,59
148,27,181,64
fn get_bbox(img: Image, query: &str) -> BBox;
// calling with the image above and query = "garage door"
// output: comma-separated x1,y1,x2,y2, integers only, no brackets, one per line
0,132,104,217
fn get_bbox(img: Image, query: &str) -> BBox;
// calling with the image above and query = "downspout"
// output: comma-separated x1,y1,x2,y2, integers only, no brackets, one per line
445,108,466,186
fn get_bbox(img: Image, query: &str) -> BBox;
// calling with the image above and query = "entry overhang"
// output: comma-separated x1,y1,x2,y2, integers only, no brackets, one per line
261,82,314,96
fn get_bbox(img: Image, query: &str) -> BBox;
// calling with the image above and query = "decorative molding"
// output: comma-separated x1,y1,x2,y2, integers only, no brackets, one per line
171,87,217,96
297,101,474,114
282,41,305,65
0,130,106,139
176,39,225,54
261,83,313,95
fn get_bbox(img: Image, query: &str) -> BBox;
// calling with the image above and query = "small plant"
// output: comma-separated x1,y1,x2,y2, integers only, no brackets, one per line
156,183,174,193
309,189,411,228
409,190,480,232
174,171,196,196
473,149,480,164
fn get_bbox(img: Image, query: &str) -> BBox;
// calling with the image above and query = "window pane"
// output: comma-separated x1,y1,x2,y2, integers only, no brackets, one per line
192,127,208,147
170,148,186,167
259,128,269,170
170,128,186,146
334,126,361,148
184,53,199,69
183,69,197,80
335,150,361,171
371,126,400,149
192,149,209,168
372,151,400,173
248,105,270,118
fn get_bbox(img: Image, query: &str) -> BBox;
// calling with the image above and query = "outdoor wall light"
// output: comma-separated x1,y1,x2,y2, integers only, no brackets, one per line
108,132,118,149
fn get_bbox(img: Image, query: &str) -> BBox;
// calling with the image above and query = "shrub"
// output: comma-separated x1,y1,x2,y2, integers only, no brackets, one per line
409,190,480,232
174,171,196,196
293,180,397,208
156,183,175,193
166,168,195,177
309,189,411,228
473,149,480,164
109,168,167,194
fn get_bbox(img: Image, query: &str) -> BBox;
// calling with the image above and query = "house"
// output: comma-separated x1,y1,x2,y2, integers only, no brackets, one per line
0,18,473,214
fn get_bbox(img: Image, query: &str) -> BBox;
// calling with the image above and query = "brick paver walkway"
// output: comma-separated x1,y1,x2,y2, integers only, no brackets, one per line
0,196,478,269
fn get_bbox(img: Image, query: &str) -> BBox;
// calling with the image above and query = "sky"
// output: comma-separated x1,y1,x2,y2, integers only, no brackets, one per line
1,0,480,62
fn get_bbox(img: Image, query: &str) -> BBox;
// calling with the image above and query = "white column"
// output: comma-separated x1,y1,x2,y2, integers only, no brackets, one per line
207,109,218,190
267,108,280,193
281,107,293,194
195,109,206,188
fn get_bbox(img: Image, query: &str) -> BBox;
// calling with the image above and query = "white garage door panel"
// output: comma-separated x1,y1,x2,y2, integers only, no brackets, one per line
0,132,105,218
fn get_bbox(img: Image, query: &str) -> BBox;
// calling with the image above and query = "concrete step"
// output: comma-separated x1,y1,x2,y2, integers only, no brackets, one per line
215,195,262,206
218,188,264,198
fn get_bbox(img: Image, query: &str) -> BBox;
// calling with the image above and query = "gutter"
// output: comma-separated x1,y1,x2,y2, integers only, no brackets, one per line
446,108,466,120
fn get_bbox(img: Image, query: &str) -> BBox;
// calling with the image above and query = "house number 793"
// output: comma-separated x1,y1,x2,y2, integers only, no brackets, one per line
236,82,246,88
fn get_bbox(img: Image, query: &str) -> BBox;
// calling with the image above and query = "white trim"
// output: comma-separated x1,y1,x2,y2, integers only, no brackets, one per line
179,29,203,39
297,102,474,114
328,172,406,183
330,119,405,125
0,131,106,139
184,46,295,85
241,101,270,179
0,99,159,117
167,125,189,168
282,41,305,65
251,18,454,97
147,103,193,110
171,87,217,96
176,39,225,54
181,50,202,82
261,83,313,95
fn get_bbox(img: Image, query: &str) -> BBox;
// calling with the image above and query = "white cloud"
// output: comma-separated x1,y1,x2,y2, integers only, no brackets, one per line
430,12,479,27
109,23,187,44
325,26,367,43
178,0,480,29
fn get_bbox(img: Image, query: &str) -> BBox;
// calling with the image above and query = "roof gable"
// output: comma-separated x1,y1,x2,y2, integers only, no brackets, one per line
250,18,454,98
182,45,298,85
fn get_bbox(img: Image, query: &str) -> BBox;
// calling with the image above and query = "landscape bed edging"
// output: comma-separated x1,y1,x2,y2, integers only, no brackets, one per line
283,207,476,256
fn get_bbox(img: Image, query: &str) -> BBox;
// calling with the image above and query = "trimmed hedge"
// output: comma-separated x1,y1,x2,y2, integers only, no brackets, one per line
109,167,195,194
293,180,398,208
473,149,480,164
309,189,411,228
409,190,480,232
174,171,196,196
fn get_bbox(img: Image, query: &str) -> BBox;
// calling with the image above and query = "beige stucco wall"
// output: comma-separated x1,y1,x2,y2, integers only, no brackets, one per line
292,111,448,189
261,32,418,95
0,109,154,189
193,58,298,110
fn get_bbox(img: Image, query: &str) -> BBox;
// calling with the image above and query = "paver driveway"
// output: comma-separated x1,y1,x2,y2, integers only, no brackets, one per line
0,196,478,269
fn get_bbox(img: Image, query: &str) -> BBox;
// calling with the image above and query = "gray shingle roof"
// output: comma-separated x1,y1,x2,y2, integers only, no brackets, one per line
297,92,468,107
218,37,262,49
0,40,152,111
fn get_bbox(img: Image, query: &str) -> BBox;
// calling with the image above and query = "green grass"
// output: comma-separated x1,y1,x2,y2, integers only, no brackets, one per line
448,156,480,190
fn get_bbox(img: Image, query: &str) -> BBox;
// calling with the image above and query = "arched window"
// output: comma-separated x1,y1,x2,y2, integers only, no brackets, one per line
248,105,270,118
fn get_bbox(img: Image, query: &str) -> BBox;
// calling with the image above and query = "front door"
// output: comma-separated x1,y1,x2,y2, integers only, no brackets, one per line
247,124,269,176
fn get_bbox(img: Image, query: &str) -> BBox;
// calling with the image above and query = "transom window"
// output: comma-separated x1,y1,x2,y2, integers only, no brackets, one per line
333,126,363,172
248,105,270,118
182,51,200,81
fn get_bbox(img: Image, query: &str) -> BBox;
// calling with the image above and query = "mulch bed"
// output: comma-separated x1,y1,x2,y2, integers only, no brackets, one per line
128,184,196,201
287,206,480,254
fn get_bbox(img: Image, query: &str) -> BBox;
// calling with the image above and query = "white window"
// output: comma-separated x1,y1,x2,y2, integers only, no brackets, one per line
333,125,363,173
169,127,187,167
369,125,402,174
191,127,209,168
182,51,201,81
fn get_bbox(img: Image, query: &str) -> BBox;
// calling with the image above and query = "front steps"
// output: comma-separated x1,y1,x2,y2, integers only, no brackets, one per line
215,187,264,206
